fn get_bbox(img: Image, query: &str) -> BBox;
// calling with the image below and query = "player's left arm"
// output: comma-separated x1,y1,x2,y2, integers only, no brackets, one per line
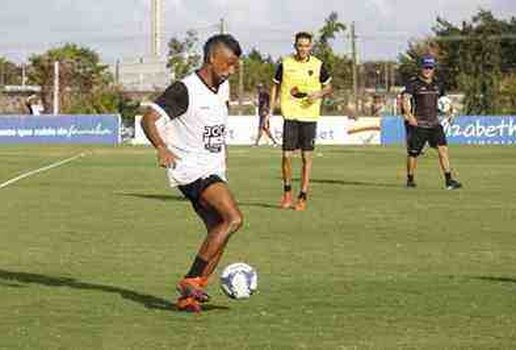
307,63,333,103
308,82,333,102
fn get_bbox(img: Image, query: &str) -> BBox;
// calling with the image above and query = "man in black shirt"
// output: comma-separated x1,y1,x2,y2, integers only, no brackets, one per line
402,55,462,190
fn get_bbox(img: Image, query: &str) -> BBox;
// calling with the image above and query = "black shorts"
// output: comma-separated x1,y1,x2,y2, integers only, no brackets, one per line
407,125,447,157
282,119,317,151
178,175,225,212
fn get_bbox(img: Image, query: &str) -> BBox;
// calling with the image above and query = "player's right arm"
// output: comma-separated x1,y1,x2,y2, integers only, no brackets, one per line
141,81,189,168
141,109,178,168
269,84,279,118
402,79,418,126
268,62,282,118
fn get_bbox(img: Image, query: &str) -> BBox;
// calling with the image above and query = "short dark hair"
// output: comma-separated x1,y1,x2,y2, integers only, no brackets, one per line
203,34,242,63
294,32,313,43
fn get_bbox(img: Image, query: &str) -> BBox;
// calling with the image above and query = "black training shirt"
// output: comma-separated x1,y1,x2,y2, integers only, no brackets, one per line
404,76,444,128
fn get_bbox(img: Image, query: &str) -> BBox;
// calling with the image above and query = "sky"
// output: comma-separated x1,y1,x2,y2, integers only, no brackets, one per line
0,0,514,65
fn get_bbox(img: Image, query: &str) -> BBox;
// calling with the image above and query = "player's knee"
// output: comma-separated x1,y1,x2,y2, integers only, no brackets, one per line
301,152,312,163
225,212,243,234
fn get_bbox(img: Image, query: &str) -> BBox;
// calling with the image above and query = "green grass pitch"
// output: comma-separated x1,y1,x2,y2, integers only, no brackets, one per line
1,145,515,349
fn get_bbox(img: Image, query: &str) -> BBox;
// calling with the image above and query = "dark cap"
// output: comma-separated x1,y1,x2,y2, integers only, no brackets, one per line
420,55,436,68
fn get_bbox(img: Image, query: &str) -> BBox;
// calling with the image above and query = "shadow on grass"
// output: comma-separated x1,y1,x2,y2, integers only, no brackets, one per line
0,269,229,313
272,176,400,188
310,179,400,188
117,192,186,203
120,192,281,211
237,201,279,209
470,276,516,284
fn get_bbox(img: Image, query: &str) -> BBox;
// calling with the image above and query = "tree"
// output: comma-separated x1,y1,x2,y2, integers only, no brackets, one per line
0,57,22,86
499,73,516,114
313,12,346,74
229,48,275,93
312,12,352,113
28,43,113,113
458,10,502,114
399,9,516,114
166,30,201,80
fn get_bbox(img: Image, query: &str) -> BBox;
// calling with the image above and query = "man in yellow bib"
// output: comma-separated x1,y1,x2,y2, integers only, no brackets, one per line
270,32,333,211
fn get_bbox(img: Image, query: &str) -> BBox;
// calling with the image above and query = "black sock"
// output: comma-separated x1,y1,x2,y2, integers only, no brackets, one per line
185,256,208,278
284,184,292,192
407,174,414,182
298,191,307,200
445,172,452,182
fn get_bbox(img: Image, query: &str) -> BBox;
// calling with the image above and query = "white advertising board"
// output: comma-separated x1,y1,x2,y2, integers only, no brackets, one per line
133,115,380,146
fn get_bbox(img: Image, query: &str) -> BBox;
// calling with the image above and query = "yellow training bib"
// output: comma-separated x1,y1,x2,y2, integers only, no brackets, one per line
279,55,324,121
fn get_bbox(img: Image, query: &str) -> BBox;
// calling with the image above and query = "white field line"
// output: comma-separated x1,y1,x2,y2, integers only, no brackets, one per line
0,152,86,190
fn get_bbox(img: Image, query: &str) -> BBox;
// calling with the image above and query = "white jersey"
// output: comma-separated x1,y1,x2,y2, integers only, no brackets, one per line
148,72,230,186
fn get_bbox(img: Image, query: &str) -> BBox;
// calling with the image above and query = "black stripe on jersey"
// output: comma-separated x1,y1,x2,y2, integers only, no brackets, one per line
154,81,189,119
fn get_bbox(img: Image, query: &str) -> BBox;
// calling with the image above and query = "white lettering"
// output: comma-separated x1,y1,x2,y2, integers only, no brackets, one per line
0,129,16,136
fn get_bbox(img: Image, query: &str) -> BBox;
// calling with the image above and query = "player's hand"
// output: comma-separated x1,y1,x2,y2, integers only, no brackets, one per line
307,91,320,104
445,108,456,124
407,115,418,127
156,146,179,168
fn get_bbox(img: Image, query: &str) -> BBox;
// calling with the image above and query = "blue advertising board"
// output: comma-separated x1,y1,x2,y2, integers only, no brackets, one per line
0,115,120,145
381,115,516,145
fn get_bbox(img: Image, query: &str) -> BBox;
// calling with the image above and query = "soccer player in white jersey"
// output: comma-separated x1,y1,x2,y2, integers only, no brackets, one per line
141,34,243,313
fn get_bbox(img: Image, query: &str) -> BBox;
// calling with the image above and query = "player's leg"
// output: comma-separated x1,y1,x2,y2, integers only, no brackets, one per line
175,178,242,311
406,156,418,187
254,117,265,146
281,151,294,208
193,200,224,280
432,126,462,189
294,121,316,210
194,181,243,280
263,120,279,145
406,127,425,187
280,120,298,208
295,150,312,211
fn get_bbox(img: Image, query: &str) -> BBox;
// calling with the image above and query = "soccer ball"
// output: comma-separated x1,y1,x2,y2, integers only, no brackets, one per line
437,96,452,114
220,262,257,299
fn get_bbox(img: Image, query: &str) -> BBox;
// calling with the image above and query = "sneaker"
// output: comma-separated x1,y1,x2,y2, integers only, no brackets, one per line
280,191,293,209
406,179,417,188
176,296,202,313
176,277,210,303
294,198,307,211
446,179,462,190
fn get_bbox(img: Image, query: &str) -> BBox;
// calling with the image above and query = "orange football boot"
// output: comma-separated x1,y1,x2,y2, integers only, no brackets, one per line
176,277,210,303
279,191,293,209
176,296,201,313
294,197,307,211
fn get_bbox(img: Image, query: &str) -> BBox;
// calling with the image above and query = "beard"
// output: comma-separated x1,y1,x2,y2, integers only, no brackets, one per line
213,72,229,87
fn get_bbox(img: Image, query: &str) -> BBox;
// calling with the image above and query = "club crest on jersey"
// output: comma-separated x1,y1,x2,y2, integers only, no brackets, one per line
203,124,225,153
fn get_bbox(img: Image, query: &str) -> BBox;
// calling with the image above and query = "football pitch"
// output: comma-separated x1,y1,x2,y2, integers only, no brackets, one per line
1,144,515,349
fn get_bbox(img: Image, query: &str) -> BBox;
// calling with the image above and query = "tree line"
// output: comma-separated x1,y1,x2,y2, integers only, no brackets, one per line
1,9,515,118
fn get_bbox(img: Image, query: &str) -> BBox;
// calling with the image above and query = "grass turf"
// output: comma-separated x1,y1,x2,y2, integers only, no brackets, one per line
0,145,515,349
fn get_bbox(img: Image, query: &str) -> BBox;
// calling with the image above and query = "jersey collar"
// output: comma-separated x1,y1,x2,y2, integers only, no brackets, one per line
294,54,311,63
195,70,224,94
